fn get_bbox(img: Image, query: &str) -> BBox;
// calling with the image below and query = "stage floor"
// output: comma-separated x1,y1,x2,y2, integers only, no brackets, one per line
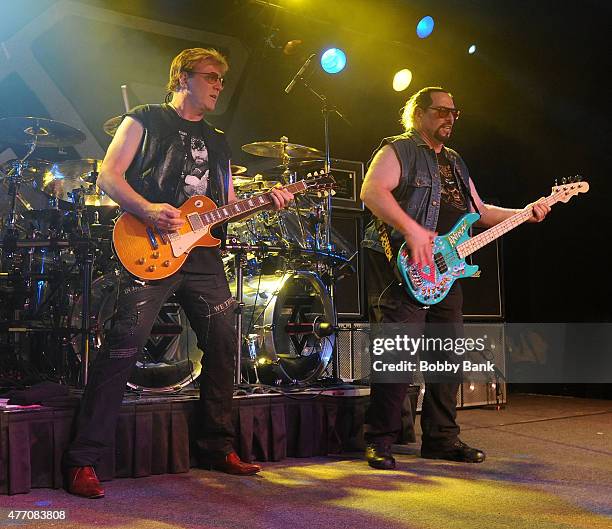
0,393,610,529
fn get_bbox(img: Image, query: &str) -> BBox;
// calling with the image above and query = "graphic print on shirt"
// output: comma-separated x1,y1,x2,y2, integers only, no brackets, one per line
439,162,467,211
179,131,210,197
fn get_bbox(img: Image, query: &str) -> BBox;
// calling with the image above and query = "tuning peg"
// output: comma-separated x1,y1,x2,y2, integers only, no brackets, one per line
561,177,567,184
307,172,312,178
554,179,558,186
331,189,336,196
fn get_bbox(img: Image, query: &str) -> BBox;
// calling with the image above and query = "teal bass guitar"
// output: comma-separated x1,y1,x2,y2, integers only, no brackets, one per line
397,178,589,305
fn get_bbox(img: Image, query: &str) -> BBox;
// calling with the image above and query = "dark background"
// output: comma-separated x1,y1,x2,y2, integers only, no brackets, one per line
1,1,610,328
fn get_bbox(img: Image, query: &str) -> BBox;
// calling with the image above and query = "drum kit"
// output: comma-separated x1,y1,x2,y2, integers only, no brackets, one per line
1,117,352,392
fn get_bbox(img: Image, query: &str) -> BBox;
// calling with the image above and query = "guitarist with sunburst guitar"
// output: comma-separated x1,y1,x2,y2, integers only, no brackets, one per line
62,48,299,498
359,87,564,470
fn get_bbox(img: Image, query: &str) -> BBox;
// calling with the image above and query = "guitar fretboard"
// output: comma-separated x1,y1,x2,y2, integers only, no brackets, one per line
457,183,587,258
198,181,307,226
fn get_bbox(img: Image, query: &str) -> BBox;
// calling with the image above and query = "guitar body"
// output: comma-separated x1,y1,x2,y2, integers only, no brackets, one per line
112,195,221,280
397,212,480,305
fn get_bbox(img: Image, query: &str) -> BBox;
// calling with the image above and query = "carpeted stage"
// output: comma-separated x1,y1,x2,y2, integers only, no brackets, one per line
0,393,610,529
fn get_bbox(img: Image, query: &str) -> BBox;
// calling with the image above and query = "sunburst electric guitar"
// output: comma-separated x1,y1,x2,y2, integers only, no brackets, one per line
397,177,589,305
112,173,335,280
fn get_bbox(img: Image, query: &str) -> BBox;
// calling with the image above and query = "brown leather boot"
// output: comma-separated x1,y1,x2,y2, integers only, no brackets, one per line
202,452,262,475
66,466,105,498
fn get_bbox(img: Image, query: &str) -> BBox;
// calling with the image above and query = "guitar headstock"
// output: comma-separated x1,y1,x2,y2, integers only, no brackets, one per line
304,171,337,198
551,175,589,203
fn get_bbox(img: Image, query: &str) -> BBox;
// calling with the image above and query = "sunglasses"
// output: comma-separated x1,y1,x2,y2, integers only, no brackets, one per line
186,71,225,87
427,106,461,120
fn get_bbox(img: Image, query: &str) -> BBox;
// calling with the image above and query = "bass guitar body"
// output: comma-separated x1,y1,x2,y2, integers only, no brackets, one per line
397,212,480,305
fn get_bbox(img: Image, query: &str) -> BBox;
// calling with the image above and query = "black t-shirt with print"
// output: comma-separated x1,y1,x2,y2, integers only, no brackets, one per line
126,105,227,275
435,149,467,235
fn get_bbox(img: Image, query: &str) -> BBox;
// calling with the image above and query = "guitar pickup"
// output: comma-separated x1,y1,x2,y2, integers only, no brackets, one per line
434,252,448,274
146,227,159,250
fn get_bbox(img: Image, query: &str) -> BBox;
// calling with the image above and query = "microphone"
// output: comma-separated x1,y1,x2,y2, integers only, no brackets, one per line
284,53,316,94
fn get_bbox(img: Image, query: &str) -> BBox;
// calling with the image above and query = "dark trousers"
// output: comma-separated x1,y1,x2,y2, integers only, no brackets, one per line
364,249,463,448
63,269,236,467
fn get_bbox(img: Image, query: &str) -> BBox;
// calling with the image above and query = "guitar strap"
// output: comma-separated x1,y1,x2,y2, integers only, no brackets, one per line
374,218,404,286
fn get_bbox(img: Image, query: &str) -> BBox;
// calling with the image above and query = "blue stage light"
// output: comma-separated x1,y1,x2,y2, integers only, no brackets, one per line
320,48,347,74
416,16,435,39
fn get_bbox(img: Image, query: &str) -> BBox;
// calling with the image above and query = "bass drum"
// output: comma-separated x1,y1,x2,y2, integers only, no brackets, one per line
71,273,203,392
233,271,334,385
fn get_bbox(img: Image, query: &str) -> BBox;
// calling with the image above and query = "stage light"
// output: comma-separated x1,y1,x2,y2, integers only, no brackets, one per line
416,16,435,39
468,44,477,54
320,48,346,74
393,69,413,92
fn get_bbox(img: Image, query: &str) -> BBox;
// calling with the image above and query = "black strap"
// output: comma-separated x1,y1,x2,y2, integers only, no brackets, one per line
375,218,404,286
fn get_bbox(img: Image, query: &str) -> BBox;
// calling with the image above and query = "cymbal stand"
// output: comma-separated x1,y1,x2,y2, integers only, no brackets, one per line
5,139,38,235
233,246,247,385
276,136,309,249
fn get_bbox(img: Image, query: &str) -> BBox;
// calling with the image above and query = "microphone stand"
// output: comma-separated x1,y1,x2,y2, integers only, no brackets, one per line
285,71,351,382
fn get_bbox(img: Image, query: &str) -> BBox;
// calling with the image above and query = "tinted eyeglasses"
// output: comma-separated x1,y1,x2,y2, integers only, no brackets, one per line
186,71,225,87
428,106,461,120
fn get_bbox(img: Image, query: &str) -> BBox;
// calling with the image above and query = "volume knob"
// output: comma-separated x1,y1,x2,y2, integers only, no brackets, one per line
137,257,146,265
148,265,156,272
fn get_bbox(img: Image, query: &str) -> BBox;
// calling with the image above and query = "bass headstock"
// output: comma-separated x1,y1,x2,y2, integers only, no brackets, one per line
551,175,589,203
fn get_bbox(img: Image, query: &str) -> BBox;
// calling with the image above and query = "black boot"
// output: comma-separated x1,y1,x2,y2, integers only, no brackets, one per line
421,439,486,463
365,443,396,470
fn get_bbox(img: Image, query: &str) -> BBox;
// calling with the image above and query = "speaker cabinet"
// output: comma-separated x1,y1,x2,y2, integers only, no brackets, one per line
462,227,504,320
331,211,365,319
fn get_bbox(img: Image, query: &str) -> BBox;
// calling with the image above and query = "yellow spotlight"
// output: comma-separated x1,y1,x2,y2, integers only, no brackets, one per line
393,69,413,92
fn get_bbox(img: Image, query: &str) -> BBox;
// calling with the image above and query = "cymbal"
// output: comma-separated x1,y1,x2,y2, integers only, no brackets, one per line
265,159,325,175
233,176,279,192
0,117,86,147
0,159,53,184
42,164,93,201
231,164,247,175
53,159,103,183
241,141,324,159
84,193,118,207
103,115,121,137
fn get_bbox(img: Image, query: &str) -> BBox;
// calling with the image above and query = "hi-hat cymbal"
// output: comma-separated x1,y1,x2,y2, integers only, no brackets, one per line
0,117,86,147
103,115,121,137
231,164,247,175
241,141,324,159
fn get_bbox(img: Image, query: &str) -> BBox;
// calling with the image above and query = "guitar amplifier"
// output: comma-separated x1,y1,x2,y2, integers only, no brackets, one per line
461,227,504,320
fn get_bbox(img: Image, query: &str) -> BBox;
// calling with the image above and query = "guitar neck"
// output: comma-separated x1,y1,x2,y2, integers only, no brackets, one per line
198,181,307,226
457,191,560,258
